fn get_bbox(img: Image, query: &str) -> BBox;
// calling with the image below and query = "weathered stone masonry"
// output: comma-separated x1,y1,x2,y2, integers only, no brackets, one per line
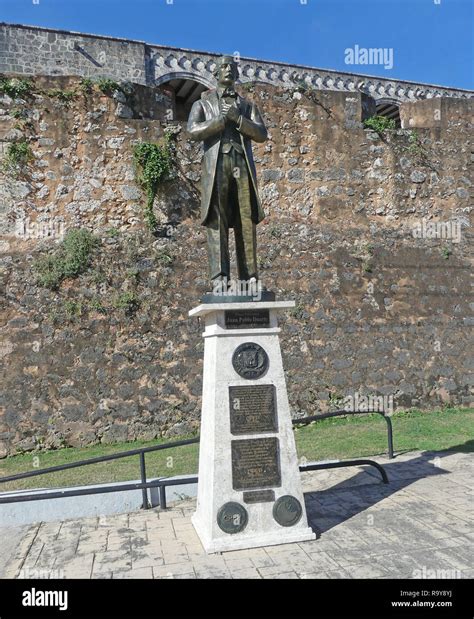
1,23,473,103
0,27,473,457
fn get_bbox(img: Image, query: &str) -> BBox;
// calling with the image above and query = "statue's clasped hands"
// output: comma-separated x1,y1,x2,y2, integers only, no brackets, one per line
221,101,240,123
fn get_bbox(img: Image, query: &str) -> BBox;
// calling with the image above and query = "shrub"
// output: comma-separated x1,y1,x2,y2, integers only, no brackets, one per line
114,291,140,315
106,227,120,238
10,108,27,120
88,297,107,314
0,77,33,98
441,247,452,260
363,115,396,134
154,246,174,266
3,140,33,176
408,130,423,154
79,78,94,95
96,78,121,95
35,229,99,290
45,88,77,103
63,300,82,318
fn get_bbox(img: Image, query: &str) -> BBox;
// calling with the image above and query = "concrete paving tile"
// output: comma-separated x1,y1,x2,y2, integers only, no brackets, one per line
343,562,392,578
153,563,195,578
223,557,254,570
2,450,472,581
157,510,181,520
230,567,262,579
186,549,209,561
400,549,465,575
130,533,149,548
107,529,132,543
92,550,132,575
113,567,153,578
78,517,99,528
192,556,232,578
36,541,77,564
264,545,309,559
261,569,299,579
105,540,130,552
322,547,380,567
298,538,339,554
299,571,330,579
19,542,45,570
130,549,164,570
162,553,190,565
58,555,94,579
171,572,197,579
194,568,232,579
93,572,113,579
35,522,62,540
127,515,148,531
432,546,474,571
431,535,472,550
461,569,474,578
321,568,353,578
78,540,107,553
223,547,268,560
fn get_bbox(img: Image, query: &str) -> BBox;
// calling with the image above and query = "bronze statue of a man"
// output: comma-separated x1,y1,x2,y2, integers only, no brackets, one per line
187,55,267,287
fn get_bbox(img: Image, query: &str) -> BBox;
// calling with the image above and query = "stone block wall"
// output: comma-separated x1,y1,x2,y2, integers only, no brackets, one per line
0,23,147,83
0,76,472,457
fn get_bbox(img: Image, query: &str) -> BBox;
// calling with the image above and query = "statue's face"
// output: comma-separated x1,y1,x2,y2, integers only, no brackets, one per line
217,61,237,87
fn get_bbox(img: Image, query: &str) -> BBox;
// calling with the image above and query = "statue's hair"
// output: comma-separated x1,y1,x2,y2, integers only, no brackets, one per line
213,55,239,78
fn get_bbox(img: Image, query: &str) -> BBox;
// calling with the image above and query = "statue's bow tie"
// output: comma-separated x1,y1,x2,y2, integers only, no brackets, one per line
222,88,237,98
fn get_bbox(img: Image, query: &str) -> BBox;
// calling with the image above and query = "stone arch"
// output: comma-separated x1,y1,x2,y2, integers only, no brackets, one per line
375,97,401,128
156,71,215,121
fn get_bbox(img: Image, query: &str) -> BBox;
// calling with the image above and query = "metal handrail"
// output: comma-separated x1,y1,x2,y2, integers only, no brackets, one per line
300,459,388,484
0,437,199,484
0,409,392,507
293,409,394,459
0,476,199,506
0,437,199,509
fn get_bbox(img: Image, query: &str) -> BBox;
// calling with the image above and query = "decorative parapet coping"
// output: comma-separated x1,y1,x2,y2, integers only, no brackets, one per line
149,46,473,103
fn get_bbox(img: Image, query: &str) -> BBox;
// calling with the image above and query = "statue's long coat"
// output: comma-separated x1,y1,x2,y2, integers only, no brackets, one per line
187,89,267,227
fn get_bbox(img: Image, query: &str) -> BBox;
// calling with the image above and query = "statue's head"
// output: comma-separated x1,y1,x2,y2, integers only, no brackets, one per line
215,55,239,87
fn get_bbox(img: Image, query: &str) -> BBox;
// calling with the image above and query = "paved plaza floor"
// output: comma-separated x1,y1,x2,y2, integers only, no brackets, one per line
2,449,472,579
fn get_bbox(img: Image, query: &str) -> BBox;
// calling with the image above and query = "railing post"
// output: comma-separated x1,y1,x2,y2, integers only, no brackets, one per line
159,484,167,510
139,452,150,509
384,415,394,459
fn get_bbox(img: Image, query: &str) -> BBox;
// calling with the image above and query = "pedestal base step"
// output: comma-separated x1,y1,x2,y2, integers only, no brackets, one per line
192,514,316,554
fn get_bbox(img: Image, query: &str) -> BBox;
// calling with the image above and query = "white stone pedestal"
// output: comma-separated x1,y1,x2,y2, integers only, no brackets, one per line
189,300,315,553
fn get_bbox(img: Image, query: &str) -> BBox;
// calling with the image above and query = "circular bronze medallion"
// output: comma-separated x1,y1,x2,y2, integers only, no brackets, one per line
217,502,248,534
273,495,302,527
232,342,269,380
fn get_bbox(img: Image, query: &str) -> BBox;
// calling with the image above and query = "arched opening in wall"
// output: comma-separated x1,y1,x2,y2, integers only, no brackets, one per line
376,100,401,128
163,77,209,121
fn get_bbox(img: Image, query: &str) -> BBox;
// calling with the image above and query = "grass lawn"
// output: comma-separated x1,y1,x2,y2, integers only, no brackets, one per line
0,407,472,493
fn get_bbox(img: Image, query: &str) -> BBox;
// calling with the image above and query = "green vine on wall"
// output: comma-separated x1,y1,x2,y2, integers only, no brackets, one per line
363,115,396,134
133,134,173,232
404,129,437,171
2,139,34,176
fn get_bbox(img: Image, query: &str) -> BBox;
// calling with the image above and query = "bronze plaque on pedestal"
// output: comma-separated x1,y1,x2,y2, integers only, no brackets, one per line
225,310,270,329
232,342,269,380
229,384,277,435
231,437,281,490
243,489,275,504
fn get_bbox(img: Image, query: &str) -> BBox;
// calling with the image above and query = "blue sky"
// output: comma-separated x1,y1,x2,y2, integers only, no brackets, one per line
1,0,472,89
